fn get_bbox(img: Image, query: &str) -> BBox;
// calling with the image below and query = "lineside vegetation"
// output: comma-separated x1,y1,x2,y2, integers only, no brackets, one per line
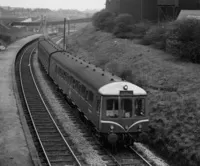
80,9,200,166
92,9,200,63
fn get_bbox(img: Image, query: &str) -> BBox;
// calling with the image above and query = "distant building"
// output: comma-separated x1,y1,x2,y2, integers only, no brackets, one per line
106,0,200,22
177,10,200,20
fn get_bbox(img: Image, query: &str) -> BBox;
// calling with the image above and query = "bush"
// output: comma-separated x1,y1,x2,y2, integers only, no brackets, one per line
113,23,135,39
0,35,11,44
131,21,152,38
141,23,170,49
148,97,200,166
113,14,135,38
92,9,115,32
166,19,200,63
105,61,133,81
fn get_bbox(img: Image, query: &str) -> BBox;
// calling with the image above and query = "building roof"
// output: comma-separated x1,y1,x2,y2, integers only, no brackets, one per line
177,10,200,20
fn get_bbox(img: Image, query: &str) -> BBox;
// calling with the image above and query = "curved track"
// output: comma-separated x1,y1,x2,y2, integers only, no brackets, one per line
16,42,82,166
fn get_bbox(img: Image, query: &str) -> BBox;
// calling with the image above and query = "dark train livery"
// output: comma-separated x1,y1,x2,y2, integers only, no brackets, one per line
37,37,149,145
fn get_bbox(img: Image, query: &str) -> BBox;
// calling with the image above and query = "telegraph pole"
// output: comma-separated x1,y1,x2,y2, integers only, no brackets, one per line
67,18,70,35
63,18,66,50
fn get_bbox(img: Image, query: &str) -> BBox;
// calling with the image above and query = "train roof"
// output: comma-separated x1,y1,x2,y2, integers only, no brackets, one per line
51,51,147,96
99,82,147,96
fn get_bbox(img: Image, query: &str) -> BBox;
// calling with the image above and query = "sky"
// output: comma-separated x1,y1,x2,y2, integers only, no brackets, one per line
0,0,106,11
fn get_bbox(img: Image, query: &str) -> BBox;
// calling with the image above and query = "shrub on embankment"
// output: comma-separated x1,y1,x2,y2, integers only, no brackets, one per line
92,10,145,39
166,19,200,63
92,10,200,64
0,35,11,44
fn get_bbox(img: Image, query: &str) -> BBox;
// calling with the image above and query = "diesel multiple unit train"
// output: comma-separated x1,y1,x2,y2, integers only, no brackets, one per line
37,37,149,145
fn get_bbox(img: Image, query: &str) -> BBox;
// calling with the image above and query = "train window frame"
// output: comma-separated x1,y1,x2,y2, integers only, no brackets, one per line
77,83,81,93
121,98,133,118
85,90,89,101
75,80,79,91
106,98,119,118
81,85,86,97
134,98,145,116
69,76,73,85
96,98,101,115
88,91,94,103
72,78,76,89
75,81,80,92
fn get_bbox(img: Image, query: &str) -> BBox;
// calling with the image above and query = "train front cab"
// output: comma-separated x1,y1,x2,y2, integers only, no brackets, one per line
98,84,149,144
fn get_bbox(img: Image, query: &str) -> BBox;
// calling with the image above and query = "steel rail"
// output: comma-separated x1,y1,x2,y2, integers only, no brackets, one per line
19,45,51,165
129,145,153,166
101,143,153,166
19,43,81,166
29,44,81,166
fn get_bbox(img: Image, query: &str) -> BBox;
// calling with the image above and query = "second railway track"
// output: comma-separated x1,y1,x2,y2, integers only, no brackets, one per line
15,41,82,166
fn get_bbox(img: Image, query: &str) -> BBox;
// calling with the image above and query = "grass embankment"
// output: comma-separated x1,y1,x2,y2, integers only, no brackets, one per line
67,24,200,166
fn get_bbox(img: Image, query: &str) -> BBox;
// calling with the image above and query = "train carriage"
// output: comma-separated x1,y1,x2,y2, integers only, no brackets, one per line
38,38,149,145
38,38,63,73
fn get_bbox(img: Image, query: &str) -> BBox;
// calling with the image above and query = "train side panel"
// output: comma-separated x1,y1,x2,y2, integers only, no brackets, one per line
38,42,49,72
49,57,100,129
38,38,61,73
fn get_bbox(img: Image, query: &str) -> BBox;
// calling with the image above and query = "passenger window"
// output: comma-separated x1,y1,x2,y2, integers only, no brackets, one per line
88,91,94,103
81,85,86,96
75,81,79,91
96,99,100,113
135,99,145,116
121,99,132,118
76,81,80,92
106,99,118,118
85,91,89,100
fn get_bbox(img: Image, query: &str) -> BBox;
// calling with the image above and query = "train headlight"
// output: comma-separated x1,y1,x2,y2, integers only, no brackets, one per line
110,125,114,130
123,85,128,90
138,124,142,132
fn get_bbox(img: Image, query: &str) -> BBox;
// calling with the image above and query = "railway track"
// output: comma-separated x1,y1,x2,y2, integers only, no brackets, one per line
30,41,154,166
105,145,153,166
15,42,82,166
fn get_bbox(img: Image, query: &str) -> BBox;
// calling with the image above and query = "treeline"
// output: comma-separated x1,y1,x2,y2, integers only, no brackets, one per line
92,9,200,63
0,6,95,19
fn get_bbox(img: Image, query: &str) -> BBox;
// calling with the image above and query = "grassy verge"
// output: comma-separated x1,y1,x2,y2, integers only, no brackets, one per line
67,24,200,166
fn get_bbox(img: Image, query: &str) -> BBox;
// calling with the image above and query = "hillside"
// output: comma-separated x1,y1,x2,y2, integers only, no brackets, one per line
67,24,200,166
